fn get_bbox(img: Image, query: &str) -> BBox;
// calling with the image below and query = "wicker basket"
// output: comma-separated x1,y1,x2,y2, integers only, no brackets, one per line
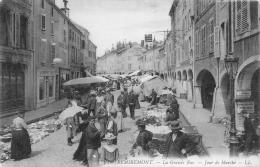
103,147,119,162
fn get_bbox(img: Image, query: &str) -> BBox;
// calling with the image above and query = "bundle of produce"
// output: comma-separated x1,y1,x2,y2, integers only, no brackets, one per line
0,142,11,152
143,110,166,120
0,126,12,136
136,116,161,126
0,133,12,143
0,152,10,163
0,141,11,163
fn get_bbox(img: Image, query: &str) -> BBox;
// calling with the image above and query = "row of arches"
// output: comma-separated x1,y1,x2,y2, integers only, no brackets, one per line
194,56,260,120
175,69,193,81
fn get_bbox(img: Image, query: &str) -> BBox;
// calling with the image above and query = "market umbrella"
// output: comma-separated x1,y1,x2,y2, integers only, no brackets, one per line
63,76,109,86
59,106,83,120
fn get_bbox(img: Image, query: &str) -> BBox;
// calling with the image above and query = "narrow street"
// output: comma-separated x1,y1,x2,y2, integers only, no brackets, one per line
2,90,191,167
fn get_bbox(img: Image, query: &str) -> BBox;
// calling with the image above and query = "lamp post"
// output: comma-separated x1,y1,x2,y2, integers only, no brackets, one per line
224,53,239,157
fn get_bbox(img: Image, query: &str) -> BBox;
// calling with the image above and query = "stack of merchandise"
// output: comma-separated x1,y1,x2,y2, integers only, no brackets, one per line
137,115,161,126
143,109,166,121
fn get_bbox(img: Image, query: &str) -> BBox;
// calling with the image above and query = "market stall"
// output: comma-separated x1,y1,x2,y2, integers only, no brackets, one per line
0,118,62,162
130,104,207,158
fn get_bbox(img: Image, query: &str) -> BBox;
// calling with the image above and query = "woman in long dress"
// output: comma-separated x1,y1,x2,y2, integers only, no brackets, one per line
11,111,31,160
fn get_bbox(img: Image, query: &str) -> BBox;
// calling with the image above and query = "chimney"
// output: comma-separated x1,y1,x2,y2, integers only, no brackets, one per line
61,0,70,17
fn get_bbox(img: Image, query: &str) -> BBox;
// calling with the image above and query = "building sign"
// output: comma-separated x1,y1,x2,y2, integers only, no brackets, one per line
236,101,254,114
236,90,251,99
145,34,153,42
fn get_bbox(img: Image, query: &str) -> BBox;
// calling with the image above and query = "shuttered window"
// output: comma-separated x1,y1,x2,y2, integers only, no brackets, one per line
214,26,220,58
202,26,206,56
195,30,199,58
236,0,250,34
208,19,214,53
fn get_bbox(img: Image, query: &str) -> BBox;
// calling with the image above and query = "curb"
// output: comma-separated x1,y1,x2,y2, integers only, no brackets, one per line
26,109,64,125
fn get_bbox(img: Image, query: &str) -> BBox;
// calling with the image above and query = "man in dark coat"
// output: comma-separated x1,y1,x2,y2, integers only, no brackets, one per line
165,107,176,122
85,116,101,167
117,91,127,118
122,87,129,117
242,111,257,155
87,91,97,117
170,94,179,120
128,89,137,120
150,89,158,105
131,120,153,154
164,121,196,158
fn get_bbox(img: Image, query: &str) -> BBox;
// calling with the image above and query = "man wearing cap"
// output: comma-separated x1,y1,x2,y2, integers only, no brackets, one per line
131,120,153,154
164,121,196,158
87,91,97,117
85,116,101,167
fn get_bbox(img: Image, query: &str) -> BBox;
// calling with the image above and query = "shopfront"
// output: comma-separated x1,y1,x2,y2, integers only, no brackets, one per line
0,62,26,113
37,69,56,108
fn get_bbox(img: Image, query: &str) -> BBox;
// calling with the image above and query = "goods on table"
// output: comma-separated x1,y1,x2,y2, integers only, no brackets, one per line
0,118,62,163
136,116,161,126
143,109,166,121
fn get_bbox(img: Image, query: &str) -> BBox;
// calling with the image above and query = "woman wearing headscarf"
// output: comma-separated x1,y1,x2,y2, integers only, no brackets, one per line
11,111,31,160
106,109,118,145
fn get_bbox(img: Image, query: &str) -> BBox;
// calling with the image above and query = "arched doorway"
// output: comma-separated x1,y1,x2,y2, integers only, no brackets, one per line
251,68,260,125
196,70,216,110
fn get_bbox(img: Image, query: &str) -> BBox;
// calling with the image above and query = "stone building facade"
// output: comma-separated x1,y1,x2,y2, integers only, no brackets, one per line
232,0,260,144
0,0,33,114
170,0,195,101
97,44,145,74
88,40,97,75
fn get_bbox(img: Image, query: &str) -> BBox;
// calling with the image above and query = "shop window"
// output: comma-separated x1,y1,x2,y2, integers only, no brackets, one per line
0,63,25,110
39,77,45,100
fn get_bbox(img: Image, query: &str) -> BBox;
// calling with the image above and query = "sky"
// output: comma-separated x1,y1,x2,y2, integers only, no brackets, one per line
55,0,173,57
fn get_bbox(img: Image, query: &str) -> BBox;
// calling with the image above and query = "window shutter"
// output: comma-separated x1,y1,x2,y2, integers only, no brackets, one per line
16,14,20,48
206,24,210,55
214,26,220,58
241,0,250,33
235,1,241,33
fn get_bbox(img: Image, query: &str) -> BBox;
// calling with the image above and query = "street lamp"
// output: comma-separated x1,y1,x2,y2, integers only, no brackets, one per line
224,52,239,157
